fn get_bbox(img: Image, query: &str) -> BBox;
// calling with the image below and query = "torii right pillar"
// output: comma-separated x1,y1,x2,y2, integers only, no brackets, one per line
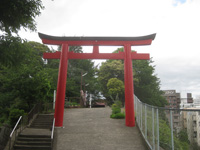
124,44,135,127
123,41,156,127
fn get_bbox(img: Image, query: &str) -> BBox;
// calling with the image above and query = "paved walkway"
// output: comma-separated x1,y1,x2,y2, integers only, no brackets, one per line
53,107,148,150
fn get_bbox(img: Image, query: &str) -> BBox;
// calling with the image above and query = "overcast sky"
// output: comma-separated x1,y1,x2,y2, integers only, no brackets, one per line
19,0,200,98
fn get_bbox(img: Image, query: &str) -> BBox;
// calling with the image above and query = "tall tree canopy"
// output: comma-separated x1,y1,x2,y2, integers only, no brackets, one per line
0,0,44,34
58,46,100,100
98,48,167,107
0,0,45,67
0,41,52,124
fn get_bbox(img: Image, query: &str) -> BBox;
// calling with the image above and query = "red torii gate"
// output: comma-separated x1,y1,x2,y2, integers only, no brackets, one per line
39,33,156,127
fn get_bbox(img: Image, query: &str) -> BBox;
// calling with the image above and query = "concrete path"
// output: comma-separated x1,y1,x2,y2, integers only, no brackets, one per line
53,107,148,150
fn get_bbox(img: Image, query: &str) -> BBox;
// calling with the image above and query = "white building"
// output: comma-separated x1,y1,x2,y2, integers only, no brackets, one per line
182,108,200,146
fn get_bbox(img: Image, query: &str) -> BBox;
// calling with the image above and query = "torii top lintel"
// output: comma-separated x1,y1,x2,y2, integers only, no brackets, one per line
39,33,156,60
39,33,156,46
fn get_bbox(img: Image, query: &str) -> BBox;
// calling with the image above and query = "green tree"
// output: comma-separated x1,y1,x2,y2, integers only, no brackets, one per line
107,78,124,105
0,41,52,124
133,59,167,107
98,60,124,104
0,0,45,67
55,45,100,101
98,47,167,107
0,0,44,34
66,46,100,100
159,119,189,150
178,129,190,144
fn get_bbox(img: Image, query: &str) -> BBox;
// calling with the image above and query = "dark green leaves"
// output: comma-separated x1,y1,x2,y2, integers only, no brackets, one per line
0,0,44,34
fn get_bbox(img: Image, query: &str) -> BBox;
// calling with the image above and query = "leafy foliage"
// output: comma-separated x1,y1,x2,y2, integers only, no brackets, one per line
178,129,190,144
133,59,167,107
9,109,24,128
65,46,100,100
98,60,124,105
107,78,124,97
98,47,167,107
110,100,125,119
0,40,52,125
159,119,189,150
0,0,44,34
107,78,124,105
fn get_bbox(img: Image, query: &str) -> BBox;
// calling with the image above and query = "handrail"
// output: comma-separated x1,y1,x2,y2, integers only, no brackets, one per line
51,118,55,150
10,116,22,138
9,116,22,150
27,103,40,124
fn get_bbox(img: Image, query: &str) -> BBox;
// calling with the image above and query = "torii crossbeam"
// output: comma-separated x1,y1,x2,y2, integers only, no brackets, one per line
39,33,156,127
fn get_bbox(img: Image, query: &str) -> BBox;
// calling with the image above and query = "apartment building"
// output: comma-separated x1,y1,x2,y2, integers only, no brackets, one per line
182,108,200,146
163,90,200,145
162,90,181,130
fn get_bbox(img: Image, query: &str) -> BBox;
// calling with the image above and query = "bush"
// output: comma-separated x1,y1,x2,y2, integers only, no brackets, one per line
9,109,24,127
110,113,125,119
110,100,125,119
111,104,121,114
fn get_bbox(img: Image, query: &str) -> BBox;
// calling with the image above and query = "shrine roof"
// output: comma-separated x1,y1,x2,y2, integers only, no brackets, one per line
38,33,156,41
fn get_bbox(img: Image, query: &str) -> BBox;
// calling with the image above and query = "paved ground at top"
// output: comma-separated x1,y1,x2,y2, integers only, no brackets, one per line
53,107,148,150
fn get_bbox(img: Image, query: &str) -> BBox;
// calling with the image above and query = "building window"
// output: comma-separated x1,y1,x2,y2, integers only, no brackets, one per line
194,132,197,138
174,122,178,126
174,116,178,119
193,121,197,127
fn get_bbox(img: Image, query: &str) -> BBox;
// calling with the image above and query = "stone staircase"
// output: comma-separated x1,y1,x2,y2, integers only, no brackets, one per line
30,114,54,129
13,114,54,150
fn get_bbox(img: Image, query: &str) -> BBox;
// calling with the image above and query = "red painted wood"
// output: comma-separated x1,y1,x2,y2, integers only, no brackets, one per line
42,38,153,46
124,44,135,127
40,33,155,127
69,51,124,59
54,44,69,127
43,51,149,60
93,45,99,54
131,52,150,60
43,51,61,59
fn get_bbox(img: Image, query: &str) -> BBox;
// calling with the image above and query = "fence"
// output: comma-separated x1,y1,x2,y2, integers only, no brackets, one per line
134,95,200,150
8,116,26,150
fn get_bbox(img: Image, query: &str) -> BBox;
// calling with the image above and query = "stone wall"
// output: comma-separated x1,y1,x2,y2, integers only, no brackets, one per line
0,125,11,150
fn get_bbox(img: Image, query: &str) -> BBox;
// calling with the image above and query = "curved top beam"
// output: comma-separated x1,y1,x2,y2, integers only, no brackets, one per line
38,32,156,46
39,32,156,41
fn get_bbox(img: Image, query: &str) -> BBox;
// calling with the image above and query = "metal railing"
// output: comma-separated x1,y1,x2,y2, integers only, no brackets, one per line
9,116,24,150
51,118,55,150
27,103,41,125
134,95,200,150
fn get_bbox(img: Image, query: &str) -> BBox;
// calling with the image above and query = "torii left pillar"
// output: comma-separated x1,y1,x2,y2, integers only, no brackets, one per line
54,44,69,127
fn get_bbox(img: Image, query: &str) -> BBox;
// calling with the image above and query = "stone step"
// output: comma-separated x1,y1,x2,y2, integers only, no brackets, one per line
37,115,53,118
16,141,51,146
30,125,52,128
33,120,53,124
17,137,51,142
13,114,54,150
19,134,50,138
32,122,52,126
14,144,51,150
30,127,51,129
34,119,53,123
32,120,52,122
